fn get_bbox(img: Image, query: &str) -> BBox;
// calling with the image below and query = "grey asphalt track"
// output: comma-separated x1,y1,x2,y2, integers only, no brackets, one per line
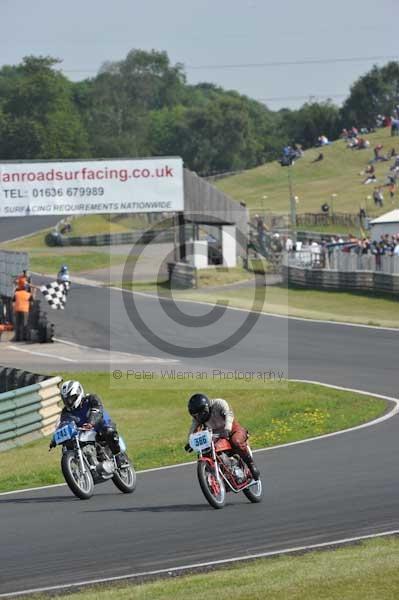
1,410,399,595
0,216,60,242
1,220,399,595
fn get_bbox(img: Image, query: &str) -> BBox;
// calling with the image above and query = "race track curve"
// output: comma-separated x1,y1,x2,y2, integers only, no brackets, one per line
0,222,399,595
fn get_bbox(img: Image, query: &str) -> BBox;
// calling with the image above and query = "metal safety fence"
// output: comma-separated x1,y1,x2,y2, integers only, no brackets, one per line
0,370,61,452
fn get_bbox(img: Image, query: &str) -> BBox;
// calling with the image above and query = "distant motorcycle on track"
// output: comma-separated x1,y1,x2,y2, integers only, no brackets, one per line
51,421,136,500
189,428,262,509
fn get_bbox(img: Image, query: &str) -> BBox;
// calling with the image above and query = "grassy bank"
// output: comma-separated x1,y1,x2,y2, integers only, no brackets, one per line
1,232,134,275
216,127,396,216
32,536,399,600
0,229,51,250
68,214,149,235
28,251,126,274
0,376,386,492
118,266,256,291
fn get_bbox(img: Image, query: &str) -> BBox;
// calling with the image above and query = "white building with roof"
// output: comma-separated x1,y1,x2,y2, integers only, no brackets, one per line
369,210,399,241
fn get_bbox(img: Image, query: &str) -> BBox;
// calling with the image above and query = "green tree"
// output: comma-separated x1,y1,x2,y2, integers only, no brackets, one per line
282,101,342,148
0,55,89,159
341,62,399,127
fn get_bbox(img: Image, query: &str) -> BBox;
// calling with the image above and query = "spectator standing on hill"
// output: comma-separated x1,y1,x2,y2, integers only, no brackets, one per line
373,187,384,207
391,119,399,137
389,182,396,200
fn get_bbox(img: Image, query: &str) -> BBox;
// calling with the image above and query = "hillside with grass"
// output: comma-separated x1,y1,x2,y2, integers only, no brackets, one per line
215,126,397,219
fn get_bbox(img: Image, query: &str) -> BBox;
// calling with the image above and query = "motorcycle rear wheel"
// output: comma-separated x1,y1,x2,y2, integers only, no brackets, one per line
112,457,137,494
197,461,226,509
61,451,94,500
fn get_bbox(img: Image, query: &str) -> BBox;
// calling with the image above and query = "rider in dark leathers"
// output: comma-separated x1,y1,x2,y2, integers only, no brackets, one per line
53,380,126,467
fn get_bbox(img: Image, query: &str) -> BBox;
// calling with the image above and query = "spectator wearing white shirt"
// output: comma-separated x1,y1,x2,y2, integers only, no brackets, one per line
285,237,293,252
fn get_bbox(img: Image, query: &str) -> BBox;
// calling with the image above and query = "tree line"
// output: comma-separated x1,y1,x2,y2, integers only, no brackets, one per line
0,51,398,174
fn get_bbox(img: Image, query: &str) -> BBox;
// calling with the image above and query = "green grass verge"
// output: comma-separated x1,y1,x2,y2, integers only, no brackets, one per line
216,127,397,217
197,266,253,286
31,536,399,600
28,251,131,275
0,376,386,493
296,223,360,235
1,231,135,275
69,214,151,235
0,216,152,250
172,285,399,328
0,229,52,250
116,266,255,291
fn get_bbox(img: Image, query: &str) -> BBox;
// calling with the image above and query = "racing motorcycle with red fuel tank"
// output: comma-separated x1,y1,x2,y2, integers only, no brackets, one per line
189,427,262,509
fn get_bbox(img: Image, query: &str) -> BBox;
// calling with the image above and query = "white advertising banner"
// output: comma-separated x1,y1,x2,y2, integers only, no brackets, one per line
0,157,184,216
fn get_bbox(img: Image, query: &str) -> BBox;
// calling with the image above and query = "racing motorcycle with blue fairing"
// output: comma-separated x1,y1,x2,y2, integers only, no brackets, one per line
50,420,136,500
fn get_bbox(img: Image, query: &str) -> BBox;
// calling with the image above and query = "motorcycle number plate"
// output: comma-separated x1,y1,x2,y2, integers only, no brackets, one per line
189,430,212,452
54,423,76,445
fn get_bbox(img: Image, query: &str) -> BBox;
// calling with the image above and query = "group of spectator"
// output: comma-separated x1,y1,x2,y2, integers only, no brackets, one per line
341,112,399,205
376,113,399,136
344,234,399,257
286,232,399,273
359,145,399,204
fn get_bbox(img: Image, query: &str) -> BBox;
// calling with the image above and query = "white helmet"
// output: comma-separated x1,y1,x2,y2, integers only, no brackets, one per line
60,380,84,410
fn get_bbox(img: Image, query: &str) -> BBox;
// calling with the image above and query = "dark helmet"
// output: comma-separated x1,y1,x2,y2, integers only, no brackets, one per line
188,393,210,424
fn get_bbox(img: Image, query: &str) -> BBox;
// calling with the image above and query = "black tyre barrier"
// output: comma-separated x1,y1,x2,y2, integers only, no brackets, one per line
45,232,60,247
27,328,40,343
28,300,55,344
45,229,175,247
0,366,51,393
39,321,55,344
0,297,13,324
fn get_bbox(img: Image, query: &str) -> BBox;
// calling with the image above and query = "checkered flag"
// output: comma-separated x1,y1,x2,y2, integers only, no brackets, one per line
40,281,70,310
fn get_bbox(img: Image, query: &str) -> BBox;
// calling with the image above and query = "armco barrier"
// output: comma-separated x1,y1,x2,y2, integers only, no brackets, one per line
282,265,399,295
0,373,61,451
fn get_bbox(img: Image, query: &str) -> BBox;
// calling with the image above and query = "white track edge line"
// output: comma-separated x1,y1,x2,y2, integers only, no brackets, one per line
109,285,399,332
53,337,179,363
36,268,399,332
0,380,397,497
8,345,77,363
2,528,399,598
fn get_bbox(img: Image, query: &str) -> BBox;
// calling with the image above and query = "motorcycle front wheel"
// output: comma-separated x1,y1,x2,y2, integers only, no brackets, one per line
61,451,94,500
112,457,137,494
197,460,226,509
243,478,263,503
